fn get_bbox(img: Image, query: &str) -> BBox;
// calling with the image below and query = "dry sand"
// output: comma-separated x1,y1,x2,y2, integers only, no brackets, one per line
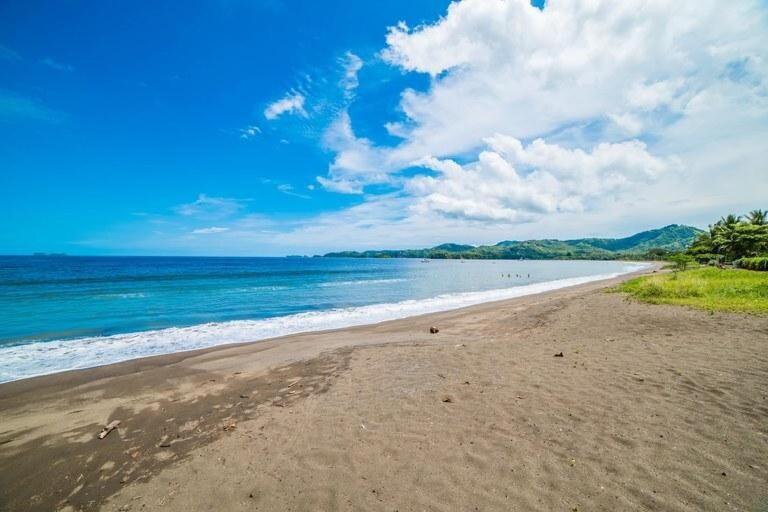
0,271,767,511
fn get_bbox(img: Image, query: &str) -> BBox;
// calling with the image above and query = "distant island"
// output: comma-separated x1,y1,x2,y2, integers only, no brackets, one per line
323,224,702,260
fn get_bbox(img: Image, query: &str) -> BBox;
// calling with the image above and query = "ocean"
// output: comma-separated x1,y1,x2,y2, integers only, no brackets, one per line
0,256,646,383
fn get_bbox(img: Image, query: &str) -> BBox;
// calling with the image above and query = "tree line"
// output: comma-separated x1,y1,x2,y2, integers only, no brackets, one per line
687,210,768,267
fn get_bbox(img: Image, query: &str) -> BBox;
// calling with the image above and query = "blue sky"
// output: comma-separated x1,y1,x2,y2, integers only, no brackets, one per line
0,0,451,254
1,0,766,255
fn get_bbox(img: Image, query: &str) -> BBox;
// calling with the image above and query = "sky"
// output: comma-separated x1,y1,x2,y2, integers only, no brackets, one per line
1,0,767,256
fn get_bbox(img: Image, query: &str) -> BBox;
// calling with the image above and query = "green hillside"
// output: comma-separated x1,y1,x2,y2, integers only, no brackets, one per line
323,224,702,260
566,224,702,252
431,243,475,252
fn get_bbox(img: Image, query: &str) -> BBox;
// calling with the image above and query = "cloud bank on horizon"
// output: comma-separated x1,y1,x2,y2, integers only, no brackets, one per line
3,0,767,255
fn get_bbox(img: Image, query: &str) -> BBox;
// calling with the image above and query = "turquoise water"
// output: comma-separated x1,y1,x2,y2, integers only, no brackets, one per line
0,256,644,382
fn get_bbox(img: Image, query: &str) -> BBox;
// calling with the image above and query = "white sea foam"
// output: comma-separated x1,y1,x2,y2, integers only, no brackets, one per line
0,264,647,383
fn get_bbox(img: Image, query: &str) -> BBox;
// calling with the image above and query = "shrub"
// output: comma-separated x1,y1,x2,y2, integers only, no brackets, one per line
735,256,768,271
636,282,665,298
669,253,693,271
691,252,720,264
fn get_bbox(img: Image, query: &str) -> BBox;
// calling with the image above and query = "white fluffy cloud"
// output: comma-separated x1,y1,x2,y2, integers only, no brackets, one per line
264,92,307,120
408,135,670,222
340,52,363,95
317,0,768,231
378,0,766,157
318,112,395,194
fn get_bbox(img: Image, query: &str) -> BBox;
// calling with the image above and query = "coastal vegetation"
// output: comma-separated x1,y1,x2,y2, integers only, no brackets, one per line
618,267,768,314
323,224,701,261
620,210,768,313
686,210,768,266
736,256,768,271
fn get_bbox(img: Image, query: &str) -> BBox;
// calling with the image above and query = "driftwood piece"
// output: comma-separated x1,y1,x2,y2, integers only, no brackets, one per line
98,420,120,439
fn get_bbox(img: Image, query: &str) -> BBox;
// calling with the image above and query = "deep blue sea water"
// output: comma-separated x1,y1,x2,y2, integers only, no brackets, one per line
0,256,646,382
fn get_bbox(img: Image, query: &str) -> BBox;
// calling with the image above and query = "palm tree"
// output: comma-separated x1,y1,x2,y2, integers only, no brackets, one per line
688,230,713,256
711,214,741,261
717,214,741,227
746,209,767,225
691,211,768,262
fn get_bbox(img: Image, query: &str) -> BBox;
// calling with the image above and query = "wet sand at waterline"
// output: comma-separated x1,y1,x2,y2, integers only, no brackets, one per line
1,270,766,511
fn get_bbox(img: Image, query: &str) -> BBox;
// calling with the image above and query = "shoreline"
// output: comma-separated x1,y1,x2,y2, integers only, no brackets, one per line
0,262,654,387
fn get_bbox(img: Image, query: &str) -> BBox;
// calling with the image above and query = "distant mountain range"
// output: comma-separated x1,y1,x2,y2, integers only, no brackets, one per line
323,224,703,260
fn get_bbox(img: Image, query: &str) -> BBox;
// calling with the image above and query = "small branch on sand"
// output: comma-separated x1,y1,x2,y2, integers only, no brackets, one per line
97,420,120,439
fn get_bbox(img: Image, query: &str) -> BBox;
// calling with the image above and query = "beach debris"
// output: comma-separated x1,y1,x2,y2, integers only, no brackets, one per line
97,420,120,439
554,352,564,357
437,373,446,379
442,396,453,403
223,422,237,432
429,326,440,334
239,394,249,399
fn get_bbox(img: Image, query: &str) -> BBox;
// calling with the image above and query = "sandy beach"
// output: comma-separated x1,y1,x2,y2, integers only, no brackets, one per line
1,270,766,512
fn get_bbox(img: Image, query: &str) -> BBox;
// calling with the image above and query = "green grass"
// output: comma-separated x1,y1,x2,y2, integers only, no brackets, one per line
616,267,768,314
